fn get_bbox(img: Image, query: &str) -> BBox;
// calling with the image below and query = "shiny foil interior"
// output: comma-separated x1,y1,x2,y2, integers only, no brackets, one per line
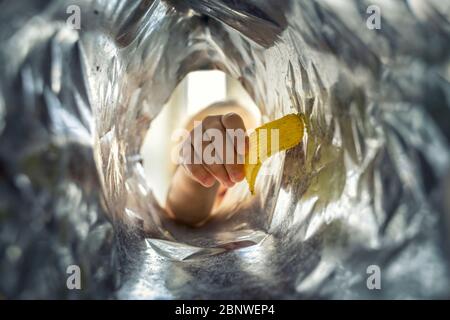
1,0,450,299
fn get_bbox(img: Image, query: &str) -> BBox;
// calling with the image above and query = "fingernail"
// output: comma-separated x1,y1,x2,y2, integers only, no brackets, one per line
231,171,244,182
203,177,214,187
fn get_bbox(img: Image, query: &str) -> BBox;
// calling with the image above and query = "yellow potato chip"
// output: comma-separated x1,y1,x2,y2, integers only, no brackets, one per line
244,113,305,194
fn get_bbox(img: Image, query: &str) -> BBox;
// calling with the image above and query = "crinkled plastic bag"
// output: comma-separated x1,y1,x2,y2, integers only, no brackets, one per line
1,0,450,299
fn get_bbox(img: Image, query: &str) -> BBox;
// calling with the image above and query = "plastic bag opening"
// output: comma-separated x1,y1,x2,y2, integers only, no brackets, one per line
1,0,450,299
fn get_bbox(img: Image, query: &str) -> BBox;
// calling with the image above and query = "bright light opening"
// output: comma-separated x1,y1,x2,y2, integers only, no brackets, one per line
141,70,261,205
186,70,227,116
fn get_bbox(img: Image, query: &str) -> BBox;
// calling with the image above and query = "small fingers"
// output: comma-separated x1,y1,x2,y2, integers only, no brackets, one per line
221,113,247,183
183,114,248,186
180,142,215,187
185,163,215,188
221,112,248,156
204,161,234,188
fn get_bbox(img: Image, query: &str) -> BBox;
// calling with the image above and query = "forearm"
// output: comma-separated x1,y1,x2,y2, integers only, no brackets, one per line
166,166,219,226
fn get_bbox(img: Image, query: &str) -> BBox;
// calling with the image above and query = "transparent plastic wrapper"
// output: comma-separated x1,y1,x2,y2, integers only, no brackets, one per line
1,0,450,299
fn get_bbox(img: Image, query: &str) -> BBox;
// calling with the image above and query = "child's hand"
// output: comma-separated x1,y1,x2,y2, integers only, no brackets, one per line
179,113,248,188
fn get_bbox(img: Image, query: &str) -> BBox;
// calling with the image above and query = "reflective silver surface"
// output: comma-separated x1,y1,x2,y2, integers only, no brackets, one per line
1,0,450,299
